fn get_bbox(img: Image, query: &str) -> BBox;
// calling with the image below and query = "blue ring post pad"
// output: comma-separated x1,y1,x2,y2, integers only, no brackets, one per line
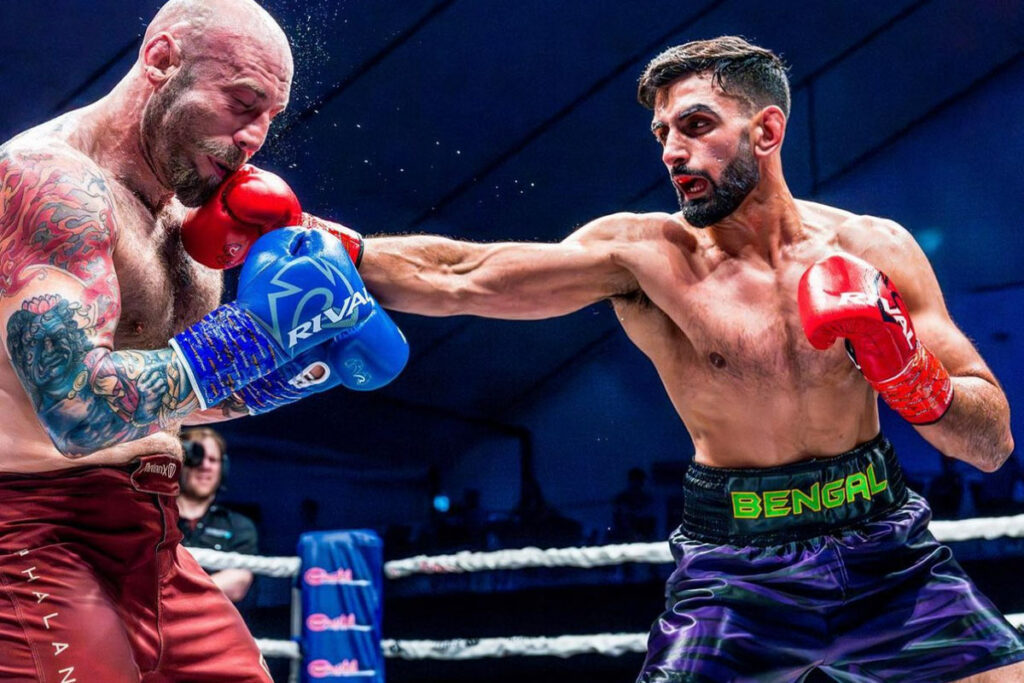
172,303,280,408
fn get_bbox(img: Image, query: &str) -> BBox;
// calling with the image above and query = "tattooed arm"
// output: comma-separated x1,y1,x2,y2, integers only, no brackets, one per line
184,396,251,425
0,146,202,456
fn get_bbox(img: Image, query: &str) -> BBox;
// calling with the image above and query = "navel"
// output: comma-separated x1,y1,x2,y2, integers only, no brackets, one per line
708,352,727,369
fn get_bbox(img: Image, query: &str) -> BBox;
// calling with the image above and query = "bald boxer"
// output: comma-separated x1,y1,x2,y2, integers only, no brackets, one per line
0,1,405,680
349,37,1023,681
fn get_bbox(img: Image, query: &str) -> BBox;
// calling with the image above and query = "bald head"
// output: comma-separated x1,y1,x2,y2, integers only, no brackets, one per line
133,0,294,206
143,0,293,79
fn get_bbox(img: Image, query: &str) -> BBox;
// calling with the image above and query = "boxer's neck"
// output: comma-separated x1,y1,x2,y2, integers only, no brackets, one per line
707,154,803,265
80,71,175,214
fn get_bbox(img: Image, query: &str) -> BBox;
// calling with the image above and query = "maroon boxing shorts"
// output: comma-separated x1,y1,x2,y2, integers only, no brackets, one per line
0,455,270,682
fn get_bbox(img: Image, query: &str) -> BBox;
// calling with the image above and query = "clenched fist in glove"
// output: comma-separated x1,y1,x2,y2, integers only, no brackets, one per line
181,164,363,269
798,253,953,424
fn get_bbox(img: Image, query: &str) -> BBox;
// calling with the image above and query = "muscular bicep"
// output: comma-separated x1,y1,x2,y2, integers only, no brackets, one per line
0,148,198,455
362,217,639,319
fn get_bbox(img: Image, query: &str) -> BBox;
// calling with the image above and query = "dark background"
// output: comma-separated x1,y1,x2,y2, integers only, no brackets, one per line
2,1,1023,680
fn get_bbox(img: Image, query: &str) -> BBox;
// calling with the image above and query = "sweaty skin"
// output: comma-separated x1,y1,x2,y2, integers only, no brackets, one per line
0,0,293,472
359,74,1013,472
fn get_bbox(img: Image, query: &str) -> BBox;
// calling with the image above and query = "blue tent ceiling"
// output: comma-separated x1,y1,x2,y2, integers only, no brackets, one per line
1,0,1021,460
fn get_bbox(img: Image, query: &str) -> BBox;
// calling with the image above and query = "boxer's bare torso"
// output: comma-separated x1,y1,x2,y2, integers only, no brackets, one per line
365,198,994,469
594,206,890,468
0,113,221,473
364,69,1005,472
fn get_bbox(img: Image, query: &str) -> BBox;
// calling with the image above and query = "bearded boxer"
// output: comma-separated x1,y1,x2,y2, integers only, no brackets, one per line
0,1,406,680
342,37,1022,681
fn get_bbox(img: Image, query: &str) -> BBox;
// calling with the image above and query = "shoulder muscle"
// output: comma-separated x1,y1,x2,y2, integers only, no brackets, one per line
0,144,118,299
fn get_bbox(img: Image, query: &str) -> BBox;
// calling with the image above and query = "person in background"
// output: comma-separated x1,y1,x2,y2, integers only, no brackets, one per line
177,427,258,603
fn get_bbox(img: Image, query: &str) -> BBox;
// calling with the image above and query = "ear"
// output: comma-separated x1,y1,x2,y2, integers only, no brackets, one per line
142,32,182,84
751,106,786,158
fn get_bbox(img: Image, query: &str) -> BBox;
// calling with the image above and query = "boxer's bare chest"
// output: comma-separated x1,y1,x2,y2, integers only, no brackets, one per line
108,188,221,351
618,237,846,390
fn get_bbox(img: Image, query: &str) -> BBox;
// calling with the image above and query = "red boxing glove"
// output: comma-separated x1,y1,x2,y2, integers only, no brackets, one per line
181,165,303,269
798,253,953,424
181,165,363,269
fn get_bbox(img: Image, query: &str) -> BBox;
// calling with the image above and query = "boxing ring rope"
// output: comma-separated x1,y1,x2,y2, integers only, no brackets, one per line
186,512,1024,662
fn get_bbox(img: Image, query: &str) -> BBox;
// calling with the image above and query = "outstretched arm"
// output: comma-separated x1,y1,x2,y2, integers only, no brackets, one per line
360,214,641,319
0,147,205,456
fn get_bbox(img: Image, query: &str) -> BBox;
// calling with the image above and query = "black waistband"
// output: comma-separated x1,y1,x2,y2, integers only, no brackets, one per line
682,434,908,546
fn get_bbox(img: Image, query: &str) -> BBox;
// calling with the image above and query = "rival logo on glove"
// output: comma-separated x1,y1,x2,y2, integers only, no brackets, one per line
838,289,915,348
257,256,377,350
286,288,374,349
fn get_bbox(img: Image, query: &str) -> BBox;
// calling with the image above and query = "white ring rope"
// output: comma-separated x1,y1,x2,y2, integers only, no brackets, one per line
228,514,1024,662
928,514,1024,542
384,512,1024,578
382,632,648,659
185,513,1024,579
255,638,300,660
185,547,300,577
383,542,670,579
258,612,1024,661
254,633,648,661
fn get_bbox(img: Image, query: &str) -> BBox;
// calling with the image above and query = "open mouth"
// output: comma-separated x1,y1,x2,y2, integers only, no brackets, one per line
674,174,710,200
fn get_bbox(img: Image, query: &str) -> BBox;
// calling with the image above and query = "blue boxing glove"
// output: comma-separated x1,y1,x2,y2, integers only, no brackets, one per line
238,304,409,414
170,227,379,409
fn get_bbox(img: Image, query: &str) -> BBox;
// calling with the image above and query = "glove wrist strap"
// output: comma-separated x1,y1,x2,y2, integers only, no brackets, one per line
302,213,364,267
237,372,305,415
872,344,953,425
170,303,280,410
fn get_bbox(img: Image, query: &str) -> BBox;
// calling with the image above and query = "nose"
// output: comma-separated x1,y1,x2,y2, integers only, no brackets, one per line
661,130,689,169
234,112,272,158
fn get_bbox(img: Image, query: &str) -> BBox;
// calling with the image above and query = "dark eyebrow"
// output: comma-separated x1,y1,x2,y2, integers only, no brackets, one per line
676,104,717,120
651,104,719,134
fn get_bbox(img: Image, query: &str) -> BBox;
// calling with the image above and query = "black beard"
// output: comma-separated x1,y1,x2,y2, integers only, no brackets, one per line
674,141,759,228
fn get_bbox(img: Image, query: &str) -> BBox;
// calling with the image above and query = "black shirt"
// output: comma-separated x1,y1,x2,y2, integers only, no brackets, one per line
178,503,259,554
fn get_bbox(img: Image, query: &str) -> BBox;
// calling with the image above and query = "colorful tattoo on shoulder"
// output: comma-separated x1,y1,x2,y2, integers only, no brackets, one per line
0,149,119,310
6,292,198,456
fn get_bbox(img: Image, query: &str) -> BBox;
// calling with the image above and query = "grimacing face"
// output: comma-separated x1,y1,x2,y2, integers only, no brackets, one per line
650,75,761,228
671,136,759,228
141,67,246,207
141,37,291,207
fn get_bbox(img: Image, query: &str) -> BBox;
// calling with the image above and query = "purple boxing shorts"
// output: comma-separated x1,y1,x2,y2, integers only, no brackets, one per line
639,434,1024,682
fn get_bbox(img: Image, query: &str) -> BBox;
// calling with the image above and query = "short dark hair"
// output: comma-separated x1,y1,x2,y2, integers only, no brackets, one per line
637,36,790,117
